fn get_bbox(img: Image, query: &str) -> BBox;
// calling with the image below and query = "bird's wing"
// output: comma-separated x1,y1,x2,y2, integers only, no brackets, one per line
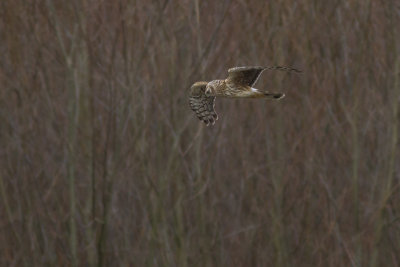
227,65,302,87
226,66,266,87
189,82,218,126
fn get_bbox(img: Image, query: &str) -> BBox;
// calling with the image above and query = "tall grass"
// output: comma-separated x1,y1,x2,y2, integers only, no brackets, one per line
0,0,399,266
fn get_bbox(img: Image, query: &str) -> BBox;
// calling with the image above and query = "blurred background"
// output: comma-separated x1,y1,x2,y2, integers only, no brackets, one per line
1,0,400,266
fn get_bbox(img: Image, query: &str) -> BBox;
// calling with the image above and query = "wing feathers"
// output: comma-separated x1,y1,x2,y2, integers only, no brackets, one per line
227,66,301,87
189,82,218,126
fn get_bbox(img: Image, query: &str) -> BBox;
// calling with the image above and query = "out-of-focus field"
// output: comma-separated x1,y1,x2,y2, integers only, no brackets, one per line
0,0,399,266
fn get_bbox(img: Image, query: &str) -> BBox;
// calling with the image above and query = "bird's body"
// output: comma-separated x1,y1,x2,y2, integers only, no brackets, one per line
189,66,300,125
207,79,283,98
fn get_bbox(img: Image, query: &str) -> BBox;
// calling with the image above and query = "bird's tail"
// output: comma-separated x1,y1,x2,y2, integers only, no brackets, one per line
263,91,285,99
249,88,285,99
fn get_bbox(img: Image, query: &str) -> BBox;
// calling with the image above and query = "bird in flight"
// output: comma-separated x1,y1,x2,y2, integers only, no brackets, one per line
189,66,301,125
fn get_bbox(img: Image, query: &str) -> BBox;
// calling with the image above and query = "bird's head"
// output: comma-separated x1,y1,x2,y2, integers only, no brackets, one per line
205,81,217,97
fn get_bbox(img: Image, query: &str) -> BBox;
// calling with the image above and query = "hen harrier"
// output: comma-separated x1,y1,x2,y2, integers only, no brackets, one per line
189,66,300,125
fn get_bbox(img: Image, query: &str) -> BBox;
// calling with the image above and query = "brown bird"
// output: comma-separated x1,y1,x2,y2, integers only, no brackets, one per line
189,66,300,125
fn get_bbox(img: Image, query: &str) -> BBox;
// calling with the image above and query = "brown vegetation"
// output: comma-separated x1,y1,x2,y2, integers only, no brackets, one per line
0,0,399,266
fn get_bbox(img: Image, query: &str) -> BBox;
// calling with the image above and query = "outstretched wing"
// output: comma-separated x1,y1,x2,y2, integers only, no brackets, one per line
227,66,266,87
227,66,301,87
189,82,218,126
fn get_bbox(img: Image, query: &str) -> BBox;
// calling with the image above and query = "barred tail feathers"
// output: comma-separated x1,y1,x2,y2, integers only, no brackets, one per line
250,88,285,99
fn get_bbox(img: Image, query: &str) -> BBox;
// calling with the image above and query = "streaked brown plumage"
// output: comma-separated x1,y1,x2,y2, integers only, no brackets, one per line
188,81,218,125
189,66,301,125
